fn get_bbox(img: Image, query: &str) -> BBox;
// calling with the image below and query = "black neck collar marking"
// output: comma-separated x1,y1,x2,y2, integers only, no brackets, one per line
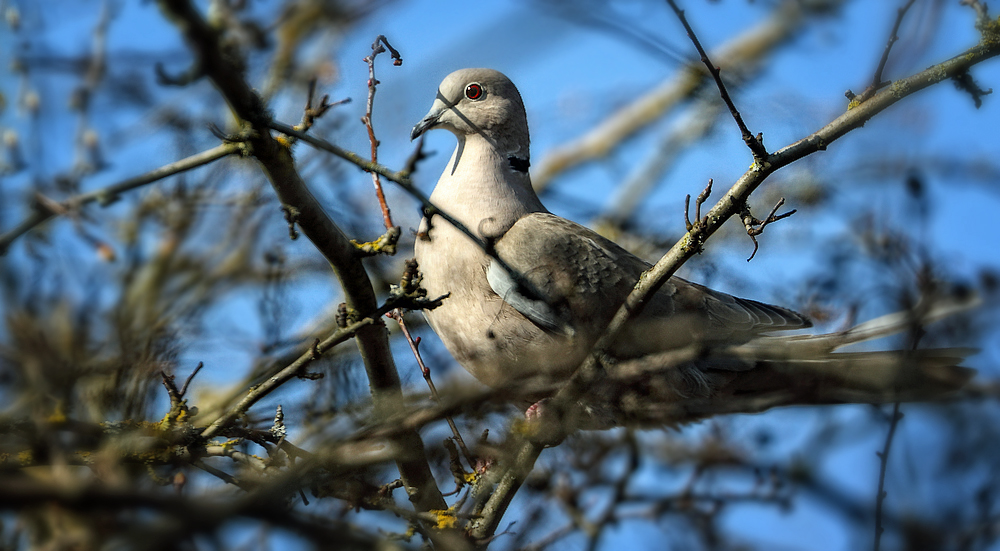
508,156,530,173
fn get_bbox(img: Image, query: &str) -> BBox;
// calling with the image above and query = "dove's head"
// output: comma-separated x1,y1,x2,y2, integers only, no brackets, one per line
411,68,529,158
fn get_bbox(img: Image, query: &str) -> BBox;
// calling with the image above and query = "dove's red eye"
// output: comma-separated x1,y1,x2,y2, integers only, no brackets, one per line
465,83,484,100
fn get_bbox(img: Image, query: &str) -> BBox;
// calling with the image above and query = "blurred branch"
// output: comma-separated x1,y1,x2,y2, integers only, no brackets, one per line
600,97,719,225
0,142,241,255
155,0,446,518
200,293,419,441
388,306,476,468
0,476,379,550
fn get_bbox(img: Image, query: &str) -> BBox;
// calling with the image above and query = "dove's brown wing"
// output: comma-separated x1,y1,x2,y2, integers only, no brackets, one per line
494,213,811,357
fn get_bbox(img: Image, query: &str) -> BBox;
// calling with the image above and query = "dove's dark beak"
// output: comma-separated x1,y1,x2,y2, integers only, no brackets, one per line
411,106,445,140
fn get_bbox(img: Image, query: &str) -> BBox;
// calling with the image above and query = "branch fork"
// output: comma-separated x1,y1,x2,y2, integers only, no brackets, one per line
740,198,796,261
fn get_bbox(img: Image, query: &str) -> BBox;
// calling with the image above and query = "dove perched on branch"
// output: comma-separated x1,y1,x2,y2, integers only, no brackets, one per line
410,68,972,426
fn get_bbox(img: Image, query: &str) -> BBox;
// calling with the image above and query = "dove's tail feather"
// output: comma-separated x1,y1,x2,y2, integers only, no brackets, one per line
747,291,980,356
587,345,976,428
546,293,978,429
715,348,975,404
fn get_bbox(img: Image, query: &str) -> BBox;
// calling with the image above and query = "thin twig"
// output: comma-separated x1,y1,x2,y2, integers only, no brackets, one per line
586,432,640,551
532,1,814,191
296,78,346,135
741,197,797,261
179,362,204,397
361,35,402,230
200,268,448,442
872,0,917,91
388,309,476,467
874,402,902,551
683,179,712,233
665,0,767,160
200,308,389,441
848,0,917,105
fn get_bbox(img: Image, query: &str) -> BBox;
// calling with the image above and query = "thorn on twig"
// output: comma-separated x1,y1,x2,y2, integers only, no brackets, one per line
297,78,348,134
400,136,429,179
179,362,204,397
740,198,796,262
309,338,322,360
281,205,300,240
684,179,713,232
856,0,917,106
952,69,993,108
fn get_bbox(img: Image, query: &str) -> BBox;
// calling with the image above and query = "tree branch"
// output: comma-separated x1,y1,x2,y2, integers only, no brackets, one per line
155,0,446,516
665,0,767,160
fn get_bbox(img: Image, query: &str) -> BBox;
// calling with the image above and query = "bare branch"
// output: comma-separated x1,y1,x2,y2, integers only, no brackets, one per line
665,0,767,160
156,0,446,516
590,31,1000,372
741,197,797,261
200,301,400,441
361,35,403,230
388,308,476,467
849,0,918,105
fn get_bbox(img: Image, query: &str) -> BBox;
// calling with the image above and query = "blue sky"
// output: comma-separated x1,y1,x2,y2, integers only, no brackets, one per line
2,0,999,549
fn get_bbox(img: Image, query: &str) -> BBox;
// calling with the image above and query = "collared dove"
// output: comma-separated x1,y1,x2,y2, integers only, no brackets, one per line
410,68,972,424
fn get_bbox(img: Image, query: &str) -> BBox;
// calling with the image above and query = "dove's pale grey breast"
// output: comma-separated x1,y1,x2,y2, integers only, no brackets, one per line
411,68,809,388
